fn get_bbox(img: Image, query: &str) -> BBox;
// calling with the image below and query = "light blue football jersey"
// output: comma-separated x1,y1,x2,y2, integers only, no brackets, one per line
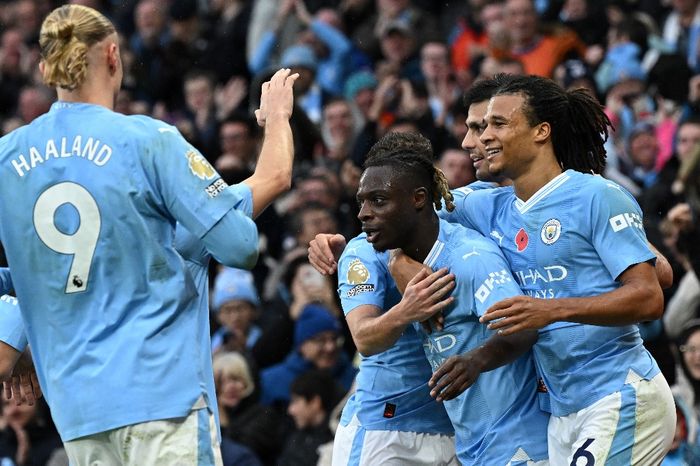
419,220,548,464
0,101,258,441
444,170,659,416
174,182,253,441
337,234,453,434
0,295,27,352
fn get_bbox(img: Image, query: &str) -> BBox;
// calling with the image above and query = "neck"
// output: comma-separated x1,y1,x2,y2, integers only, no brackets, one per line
56,88,114,110
512,34,539,51
56,78,115,110
511,152,562,201
402,213,440,263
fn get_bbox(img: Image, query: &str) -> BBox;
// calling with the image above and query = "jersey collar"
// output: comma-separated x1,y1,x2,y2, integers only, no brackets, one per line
514,171,570,214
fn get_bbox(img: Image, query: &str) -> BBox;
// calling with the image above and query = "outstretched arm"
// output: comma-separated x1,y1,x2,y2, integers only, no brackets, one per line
243,68,298,218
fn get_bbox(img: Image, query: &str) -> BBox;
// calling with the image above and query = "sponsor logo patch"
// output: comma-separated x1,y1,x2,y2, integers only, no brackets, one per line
475,269,512,303
186,149,216,180
609,212,643,232
346,258,370,285
346,284,375,297
205,178,228,198
540,218,561,245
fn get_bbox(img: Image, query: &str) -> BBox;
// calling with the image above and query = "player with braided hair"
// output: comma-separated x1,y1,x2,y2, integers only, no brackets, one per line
353,130,548,464
447,74,675,463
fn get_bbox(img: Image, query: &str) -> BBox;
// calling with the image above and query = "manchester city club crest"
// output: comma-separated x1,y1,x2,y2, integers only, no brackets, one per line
541,218,561,245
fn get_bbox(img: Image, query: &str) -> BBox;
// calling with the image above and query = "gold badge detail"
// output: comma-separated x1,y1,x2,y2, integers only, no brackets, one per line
186,150,216,180
347,258,370,285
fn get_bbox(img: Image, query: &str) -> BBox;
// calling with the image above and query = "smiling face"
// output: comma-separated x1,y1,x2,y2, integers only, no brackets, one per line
480,93,542,179
356,165,419,252
462,100,492,180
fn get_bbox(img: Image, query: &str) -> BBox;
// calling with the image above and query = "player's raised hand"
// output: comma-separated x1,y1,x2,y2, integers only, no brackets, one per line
255,68,299,127
480,295,554,336
397,268,455,325
429,353,483,401
389,250,446,332
308,233,347,275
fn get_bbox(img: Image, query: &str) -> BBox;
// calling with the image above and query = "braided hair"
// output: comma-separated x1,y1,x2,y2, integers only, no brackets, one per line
494,74,610,174
364,132,455,212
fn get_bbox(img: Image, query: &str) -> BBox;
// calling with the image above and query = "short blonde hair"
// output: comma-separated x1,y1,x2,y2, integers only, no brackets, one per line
213,352,255,399
39,5,115,90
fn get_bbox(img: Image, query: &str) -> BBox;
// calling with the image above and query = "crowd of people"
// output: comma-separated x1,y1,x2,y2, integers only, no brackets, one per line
0,0,699,465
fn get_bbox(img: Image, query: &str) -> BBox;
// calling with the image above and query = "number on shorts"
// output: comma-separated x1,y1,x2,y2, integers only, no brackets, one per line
570,438,595,466
33,182,101,293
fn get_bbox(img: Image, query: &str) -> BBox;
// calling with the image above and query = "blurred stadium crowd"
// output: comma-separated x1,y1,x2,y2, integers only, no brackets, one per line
1,0,700,464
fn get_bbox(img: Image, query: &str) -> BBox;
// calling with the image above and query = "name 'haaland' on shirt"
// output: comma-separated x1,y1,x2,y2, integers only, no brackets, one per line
10,135,112,177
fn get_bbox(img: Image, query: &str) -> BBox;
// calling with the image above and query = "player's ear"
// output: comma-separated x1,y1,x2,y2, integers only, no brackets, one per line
413,187,428,210
533,121,551,143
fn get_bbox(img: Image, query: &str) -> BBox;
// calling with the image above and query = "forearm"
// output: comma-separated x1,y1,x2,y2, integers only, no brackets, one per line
242,115,293,217
554,279,663,326
351,303,411,356
469,330,537,373
201,209,259,269
647,241,673,289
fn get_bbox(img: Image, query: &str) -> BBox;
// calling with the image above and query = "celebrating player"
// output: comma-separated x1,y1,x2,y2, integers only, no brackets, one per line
444,74,676,464
0,5,293,465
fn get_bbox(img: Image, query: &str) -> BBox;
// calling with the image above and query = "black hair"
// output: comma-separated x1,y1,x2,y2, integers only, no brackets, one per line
364,132,454,211
494,74,610,174
290,369,340,412
221,112,258,138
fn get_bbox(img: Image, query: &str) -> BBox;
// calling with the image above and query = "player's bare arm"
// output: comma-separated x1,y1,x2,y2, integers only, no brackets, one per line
429,329,537,402
243,68,298,218
308,233,347,275
648,241,673,289
481,261,663,336
346,268,455,356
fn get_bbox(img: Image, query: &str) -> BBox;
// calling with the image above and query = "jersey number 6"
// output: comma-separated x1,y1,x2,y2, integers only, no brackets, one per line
33,182,101,294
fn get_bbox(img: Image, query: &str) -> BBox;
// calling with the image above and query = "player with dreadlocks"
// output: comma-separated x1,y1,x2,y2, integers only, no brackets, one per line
355,131,549,464
440,74,675,463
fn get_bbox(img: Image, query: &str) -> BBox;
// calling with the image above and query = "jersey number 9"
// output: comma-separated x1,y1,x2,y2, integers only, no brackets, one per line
33,182,101,294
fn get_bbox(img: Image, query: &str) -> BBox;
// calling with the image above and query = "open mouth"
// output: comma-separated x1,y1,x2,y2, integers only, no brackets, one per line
363,228,380,243
485,147,501,161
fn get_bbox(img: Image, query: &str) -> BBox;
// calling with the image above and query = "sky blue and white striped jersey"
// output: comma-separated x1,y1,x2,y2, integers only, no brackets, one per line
0,101,257,441
440,170,659,416
420,220,549,464
338,234,453,434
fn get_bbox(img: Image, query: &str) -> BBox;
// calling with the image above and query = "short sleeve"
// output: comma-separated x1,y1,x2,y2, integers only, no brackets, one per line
138,121,240,239
0,296,27,352
337,240,388,315
588,181,655,280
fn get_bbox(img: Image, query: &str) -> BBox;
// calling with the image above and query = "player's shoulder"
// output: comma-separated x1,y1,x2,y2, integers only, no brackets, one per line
121,114,180,139
441,221,505,263
570,171,637,202
343,234,388,262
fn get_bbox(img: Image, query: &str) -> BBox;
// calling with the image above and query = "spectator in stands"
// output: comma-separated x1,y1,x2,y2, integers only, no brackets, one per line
277,370,340,466
211,268,263,355
497,0,585,77
214,351,287,466
259,304,356,409
438,147,476,189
